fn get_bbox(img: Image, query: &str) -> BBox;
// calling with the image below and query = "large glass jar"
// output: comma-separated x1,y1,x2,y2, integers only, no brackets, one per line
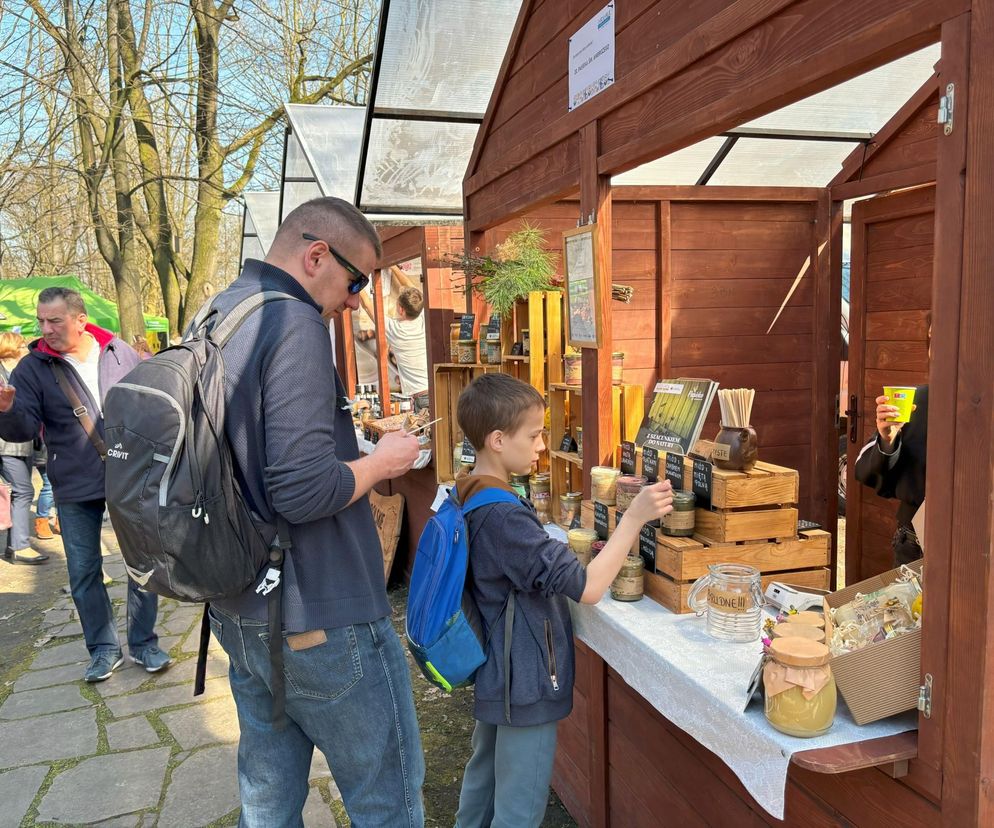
763,637,837,738
590,466,620,505
568,528,598,566
615,475,646,512
687,563,764,642
529,473,552,524
559,491,582,526
611,555,644,601
662,490,697,537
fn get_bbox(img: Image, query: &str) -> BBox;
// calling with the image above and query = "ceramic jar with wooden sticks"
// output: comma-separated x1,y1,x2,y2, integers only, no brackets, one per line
714,388,758,471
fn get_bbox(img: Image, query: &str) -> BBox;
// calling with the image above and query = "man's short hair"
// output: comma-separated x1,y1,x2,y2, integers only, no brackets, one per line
270,197,382,259
38,287,87,316
457,373,545,450
397,287,423,319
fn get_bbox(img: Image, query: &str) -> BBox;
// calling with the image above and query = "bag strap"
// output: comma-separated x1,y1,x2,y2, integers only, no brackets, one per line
503,591,515,724
49,361,108,461
186,290,298,347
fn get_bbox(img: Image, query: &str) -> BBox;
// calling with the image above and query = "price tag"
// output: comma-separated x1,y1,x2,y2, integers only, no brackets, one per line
460,438,476,465
458,313,476,340
614,508,625,528
620,441,636,475
510,342,524,356
639,524,657,572
569,512,582,530
744,654,768,712
665,453,684,489
486,314,501,342
642,447,659,483
594,501,609,541
691,458,713,511
559,432,576,453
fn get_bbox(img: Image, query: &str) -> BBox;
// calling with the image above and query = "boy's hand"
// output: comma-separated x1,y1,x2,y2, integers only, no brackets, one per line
625,479,673,525
371,429,420,479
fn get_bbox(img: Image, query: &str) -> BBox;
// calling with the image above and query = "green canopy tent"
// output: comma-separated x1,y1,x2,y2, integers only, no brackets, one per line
0,276,168,340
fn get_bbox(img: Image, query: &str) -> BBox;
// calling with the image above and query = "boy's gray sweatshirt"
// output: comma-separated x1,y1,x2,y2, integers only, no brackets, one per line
457,476,587,727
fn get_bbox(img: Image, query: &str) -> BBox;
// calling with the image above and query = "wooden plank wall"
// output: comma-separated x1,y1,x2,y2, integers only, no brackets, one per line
422,225,465,311
485,201,661,399
667,198,821,516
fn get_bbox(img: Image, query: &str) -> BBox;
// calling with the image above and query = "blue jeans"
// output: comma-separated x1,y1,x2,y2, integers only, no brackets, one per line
36,467,53,518
58,499,158,655
455,720,558,828
209,607,425,828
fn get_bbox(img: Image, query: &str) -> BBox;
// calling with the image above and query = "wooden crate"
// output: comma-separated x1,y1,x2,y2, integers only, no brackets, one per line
673,457,799,509
654,528,831,581
644,567,832,615
433,363,501,482
693,505,799,543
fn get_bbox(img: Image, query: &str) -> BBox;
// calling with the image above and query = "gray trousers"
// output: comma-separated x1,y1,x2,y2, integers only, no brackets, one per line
455,720,558,828
1,455,33,551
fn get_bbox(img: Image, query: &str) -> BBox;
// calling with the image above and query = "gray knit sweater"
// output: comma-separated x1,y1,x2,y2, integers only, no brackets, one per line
210,260,389,632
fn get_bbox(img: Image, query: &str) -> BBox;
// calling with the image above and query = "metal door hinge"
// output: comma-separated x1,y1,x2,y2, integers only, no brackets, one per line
938,84,955,135
918,673,933,718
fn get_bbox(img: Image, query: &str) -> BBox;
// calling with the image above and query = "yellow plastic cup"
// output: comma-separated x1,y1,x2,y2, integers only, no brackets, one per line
883,386,917,423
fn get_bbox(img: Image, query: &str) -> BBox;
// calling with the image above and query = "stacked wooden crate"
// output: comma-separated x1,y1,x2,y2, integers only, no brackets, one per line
580,458,831,614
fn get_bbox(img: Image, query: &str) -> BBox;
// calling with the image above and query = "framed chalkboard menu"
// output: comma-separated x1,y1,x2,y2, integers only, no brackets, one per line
563,224,603,348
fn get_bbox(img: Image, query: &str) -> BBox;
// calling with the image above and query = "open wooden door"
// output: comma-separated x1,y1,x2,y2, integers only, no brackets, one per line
845,185,933,584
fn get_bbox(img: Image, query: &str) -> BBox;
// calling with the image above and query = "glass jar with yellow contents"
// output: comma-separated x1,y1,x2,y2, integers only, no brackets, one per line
763,637,837,738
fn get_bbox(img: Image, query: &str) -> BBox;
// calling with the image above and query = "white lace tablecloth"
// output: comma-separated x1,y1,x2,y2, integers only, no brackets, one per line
545,522,917,818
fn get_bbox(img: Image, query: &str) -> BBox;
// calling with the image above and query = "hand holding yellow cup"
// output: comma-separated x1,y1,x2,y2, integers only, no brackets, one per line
882,386,917,423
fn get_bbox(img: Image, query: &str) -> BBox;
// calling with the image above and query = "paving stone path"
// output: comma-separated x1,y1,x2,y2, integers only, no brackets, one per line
0,529,341,827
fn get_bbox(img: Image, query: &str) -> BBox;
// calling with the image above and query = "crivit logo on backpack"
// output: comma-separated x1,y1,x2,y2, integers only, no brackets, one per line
107,442,129,460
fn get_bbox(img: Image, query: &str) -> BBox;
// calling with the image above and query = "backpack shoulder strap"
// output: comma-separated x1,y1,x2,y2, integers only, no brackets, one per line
209,291,299,348
49,361,108,461
462,488,522,514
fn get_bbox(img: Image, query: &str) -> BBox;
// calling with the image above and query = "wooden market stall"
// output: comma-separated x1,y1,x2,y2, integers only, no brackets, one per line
461,1,994,826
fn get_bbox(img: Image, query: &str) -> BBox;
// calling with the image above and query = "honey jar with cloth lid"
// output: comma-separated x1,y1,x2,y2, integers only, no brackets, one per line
763,637,837,738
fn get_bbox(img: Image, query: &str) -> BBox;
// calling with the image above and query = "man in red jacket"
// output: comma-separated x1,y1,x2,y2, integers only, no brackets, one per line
0,287,171,682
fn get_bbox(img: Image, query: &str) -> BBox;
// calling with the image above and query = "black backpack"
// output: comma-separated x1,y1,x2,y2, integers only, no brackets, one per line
103,290,296,718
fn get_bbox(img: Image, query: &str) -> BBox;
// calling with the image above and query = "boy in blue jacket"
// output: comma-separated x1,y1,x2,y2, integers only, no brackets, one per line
453,373,673,827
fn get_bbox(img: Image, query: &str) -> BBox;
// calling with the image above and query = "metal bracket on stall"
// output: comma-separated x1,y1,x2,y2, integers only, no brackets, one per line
938,83,954,135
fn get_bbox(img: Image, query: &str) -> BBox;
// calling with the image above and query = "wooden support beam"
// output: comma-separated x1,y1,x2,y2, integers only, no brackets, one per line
371,270,392,416
335,309,357,398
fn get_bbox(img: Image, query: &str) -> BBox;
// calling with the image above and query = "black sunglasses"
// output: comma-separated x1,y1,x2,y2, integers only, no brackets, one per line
302,233,370,294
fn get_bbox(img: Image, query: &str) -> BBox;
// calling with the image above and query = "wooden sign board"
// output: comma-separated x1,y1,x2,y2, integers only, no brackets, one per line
563,224,603,348
369,489,404,583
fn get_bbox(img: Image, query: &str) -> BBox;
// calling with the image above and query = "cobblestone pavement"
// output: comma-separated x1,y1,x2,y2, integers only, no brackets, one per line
0,528,342,828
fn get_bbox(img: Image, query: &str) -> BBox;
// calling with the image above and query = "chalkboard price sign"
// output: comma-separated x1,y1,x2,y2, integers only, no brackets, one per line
665,452,684,489
594,501,609,540
460,438,476,465
642,447,659,483
458,313,476,340
620,441,636,475
639,524,657,572
691,458,713,510
559,432,576,453
486,314,501,342
510,342,524,355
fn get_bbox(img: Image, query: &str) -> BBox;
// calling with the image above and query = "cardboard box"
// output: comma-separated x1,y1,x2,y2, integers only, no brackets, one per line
823,560,923,726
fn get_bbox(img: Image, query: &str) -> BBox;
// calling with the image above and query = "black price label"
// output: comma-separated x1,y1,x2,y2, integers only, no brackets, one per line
486,314,501,341
559,432,575,453
691,458,713,510
460,438,476,465
665,452,684,489
569,512,582,530
594,501,609,541
620,441,636,475
510,342,523,356
614,508,625,528
458,313,476,340
639,524,657,572
642,447,659,483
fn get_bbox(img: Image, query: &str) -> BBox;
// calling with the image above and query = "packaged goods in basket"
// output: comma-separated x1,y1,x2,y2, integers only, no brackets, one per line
826,565,922,655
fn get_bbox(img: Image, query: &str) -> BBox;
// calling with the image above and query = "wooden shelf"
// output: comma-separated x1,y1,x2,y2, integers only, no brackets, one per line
549,383,582,394
791,730,917,776
550,449,583,467
503,355,528,362
435,362,493,369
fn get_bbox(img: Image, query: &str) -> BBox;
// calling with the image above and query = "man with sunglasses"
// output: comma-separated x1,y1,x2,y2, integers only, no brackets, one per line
203,197,425,827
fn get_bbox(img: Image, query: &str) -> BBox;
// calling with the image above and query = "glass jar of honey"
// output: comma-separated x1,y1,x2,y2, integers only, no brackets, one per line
763,637,837,738
590,466,620,505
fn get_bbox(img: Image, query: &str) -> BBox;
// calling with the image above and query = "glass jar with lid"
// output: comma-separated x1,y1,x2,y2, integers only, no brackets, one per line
529,473,552,524
662,490,697,537
568,528,598,566
611,555,644,602
615,475,646,511
763,637,837,738
590,466,620,505
559,491,582,526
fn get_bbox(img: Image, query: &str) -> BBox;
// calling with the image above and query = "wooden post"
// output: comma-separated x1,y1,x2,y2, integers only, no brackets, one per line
335,310,357,398
580,121,614,506
371,270,391,416
941,3,994,824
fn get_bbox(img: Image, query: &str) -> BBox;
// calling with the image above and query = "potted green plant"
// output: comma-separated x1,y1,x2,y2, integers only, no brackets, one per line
450,223,558,319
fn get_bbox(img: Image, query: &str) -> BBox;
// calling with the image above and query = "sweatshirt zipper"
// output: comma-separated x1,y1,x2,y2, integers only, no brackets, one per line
544,619,560,691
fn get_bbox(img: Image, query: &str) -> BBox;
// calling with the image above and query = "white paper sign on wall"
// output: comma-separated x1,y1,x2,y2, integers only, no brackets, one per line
568,2,615,112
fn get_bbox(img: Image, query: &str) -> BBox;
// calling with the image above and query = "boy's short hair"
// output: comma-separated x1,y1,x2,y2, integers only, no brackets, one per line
457,373,545,450
397,287,423,319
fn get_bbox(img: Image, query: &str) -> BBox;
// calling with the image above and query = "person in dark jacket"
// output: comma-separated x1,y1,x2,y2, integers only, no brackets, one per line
205,197,425,827
0,287,170,681
854,385,928,565
453,373,673,828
